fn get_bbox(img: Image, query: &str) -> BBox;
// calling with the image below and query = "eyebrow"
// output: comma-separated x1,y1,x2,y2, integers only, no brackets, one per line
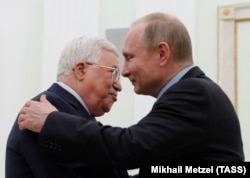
109,64,119,68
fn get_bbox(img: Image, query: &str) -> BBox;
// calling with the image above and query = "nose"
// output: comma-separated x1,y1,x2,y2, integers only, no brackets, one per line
121,65,129,78
113,80,122,92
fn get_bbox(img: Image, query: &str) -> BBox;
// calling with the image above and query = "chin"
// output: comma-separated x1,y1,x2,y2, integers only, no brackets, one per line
134,88,142,95
106,104,114,112
94,113,104,117
104,107,112,112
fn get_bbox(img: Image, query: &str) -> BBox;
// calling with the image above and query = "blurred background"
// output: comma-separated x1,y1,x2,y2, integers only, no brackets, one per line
1,0,250,177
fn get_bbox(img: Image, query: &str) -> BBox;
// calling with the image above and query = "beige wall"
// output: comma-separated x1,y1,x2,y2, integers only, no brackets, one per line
195,0,250,80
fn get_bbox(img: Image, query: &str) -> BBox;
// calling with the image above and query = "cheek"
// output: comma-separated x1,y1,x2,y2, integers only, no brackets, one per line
95,78,113,96
125,62,139,77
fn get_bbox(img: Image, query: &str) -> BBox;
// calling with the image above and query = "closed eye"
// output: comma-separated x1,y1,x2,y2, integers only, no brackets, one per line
123,54,133,62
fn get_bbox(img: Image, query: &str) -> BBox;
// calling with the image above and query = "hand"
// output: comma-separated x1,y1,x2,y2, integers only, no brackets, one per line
18,95,58,133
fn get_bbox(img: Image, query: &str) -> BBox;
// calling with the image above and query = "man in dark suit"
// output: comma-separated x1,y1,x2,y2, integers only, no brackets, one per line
18,13,244,178
6,36,128,178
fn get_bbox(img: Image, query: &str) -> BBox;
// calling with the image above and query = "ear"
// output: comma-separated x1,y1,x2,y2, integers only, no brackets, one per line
73,61,86,80
157,42,170,66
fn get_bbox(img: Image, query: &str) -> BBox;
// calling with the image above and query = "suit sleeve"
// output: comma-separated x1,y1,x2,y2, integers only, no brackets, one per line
38,79,209,169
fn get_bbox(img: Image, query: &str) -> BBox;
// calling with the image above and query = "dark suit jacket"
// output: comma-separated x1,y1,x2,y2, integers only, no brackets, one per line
37,67,244,177
6,83,128,178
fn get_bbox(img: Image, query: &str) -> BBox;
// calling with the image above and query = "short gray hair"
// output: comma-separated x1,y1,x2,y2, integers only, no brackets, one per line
57,36,118,78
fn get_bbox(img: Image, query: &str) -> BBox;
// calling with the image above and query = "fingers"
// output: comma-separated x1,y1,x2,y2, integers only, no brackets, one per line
19,105,28,115
17,97,55,133
22,100,31,108
40,95,49,103
22,100,38,109
19,100,37,115
18,113,26,130
18,101,34,130
40,95,55,109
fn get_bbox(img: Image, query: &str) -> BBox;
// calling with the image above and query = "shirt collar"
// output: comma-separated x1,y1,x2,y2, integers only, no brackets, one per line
57,81,90,114
157,65,194,99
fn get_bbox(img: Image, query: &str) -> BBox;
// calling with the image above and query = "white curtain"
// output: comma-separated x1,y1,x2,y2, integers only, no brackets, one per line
40,0,100,90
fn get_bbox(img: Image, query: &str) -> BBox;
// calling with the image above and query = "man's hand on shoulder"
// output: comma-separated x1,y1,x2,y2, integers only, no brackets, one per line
18,95,58,133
